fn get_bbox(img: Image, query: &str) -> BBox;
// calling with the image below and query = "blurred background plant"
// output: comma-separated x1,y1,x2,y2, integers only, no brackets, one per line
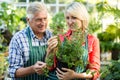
0,2,25,53
0,2,25,79
0,53,8,78
50,12,67,35
100,58,120,80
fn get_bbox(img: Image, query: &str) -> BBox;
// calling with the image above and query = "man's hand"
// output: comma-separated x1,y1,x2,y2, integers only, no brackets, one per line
33,61,46,75
46,36,58,56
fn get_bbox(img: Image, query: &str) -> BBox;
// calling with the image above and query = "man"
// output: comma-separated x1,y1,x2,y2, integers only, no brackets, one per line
9,2,53,80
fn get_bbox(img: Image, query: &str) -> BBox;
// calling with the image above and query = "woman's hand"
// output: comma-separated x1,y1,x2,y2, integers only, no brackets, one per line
56,68,75,80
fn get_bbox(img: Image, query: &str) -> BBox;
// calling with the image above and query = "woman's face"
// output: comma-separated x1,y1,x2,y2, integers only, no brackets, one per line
65,13,82,31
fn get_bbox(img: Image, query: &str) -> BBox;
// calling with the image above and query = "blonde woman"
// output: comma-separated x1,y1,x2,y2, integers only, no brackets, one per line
47,2,100,80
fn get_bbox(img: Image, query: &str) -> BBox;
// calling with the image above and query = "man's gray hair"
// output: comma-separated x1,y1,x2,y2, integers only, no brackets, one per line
26,2,48,20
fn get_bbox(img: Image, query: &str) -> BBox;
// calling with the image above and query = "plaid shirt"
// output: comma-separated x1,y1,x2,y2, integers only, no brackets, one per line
8,26,52,78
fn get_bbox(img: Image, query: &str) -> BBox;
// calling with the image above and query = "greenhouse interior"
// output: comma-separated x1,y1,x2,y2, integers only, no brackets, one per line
0,0,120,80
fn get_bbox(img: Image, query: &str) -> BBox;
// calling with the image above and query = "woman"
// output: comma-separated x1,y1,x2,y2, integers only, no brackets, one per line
47,2,100,80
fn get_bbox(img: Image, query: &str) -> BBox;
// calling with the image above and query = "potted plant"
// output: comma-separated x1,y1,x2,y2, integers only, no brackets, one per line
100,59,120,80
112,43,120,60
97,24,118,61
45,28,86,73
97,31,114,61
56,29,85,70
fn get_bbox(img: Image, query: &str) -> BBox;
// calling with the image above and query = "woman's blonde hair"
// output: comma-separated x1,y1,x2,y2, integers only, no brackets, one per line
26,2,48,20
65,2,89,29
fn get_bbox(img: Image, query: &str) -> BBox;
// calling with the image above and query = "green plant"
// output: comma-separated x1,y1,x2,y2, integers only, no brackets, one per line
45,28,87,76
45,47,58,76
99,41,113,53
97,23,120,53
0,54,5,76
0,53,8,77
100,59,120,80
0,2,25,53
111,42,120,60
112,43,120,51
56,28,86,69
0,2,21,33
97,32,114,53
50,12,67,35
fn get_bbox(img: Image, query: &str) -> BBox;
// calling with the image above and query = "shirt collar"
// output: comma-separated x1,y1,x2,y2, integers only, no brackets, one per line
28,26,48,40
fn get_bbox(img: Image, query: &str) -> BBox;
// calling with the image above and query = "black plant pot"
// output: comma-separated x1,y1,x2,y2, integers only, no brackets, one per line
57,60,75,72
112,50,120,60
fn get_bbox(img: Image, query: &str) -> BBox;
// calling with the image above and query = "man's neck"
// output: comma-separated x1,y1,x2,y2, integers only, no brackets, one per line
35,32,45,40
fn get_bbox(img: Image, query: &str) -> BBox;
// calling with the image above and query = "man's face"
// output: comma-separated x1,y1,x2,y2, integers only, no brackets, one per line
27,10,48,34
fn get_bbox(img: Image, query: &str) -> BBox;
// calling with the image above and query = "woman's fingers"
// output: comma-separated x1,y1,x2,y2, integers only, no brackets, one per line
56,68,64,79
61,68,70,72
56,71,64,80
56,68,65,75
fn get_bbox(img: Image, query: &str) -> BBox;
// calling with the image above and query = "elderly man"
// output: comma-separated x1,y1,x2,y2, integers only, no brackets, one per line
8,2,56,80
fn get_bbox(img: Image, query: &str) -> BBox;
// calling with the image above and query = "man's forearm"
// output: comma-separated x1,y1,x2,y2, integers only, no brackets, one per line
15,65,35,77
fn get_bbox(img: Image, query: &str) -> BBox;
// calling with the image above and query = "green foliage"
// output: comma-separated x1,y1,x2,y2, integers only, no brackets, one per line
96,1,109,12
97,32,115,52
44,0,56,3
45,52,54,67
0,2,25,52
45,48,58,76
106,24,118,35
50,12,66,35
56,29,86,69
88,17,101,33
0,2,26,33
117,28,120,39
0,53,8,76
0,54,5,76
0,2,20,33
97,24,120,52
45,28,87,76
98,32,115,42
112,43,120,51
99,41,113,53
101,59,120,80
74,0,85,3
